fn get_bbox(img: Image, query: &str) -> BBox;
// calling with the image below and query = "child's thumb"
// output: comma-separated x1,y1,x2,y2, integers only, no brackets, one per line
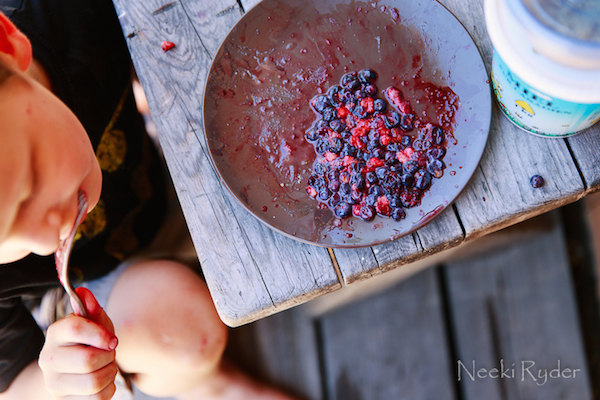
74,287,116,335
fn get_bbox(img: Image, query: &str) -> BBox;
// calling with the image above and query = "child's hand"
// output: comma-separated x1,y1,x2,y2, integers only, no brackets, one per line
38,287,119,400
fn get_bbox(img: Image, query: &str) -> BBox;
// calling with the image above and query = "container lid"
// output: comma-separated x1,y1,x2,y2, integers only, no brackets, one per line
486,0,600,103
507,0,600,69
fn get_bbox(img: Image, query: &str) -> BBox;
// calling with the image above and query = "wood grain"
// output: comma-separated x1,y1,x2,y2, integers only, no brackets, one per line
440,0,585,240
112,0,600,326
113,0,340,327
444,212,592,400
319,267,457,400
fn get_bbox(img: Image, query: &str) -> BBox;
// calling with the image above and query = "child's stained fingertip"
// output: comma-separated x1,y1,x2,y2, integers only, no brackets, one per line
108,336,118,350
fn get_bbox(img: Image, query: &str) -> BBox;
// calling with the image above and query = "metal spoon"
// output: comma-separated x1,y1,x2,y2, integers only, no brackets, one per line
54,191,89,318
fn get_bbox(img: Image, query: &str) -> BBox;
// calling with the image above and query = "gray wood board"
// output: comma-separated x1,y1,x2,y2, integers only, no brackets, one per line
441,0,586,239
333,206,463,285
567,125,600,193
443,212,592,400
226,306,323,400
319,267,457,400
112,0,340,327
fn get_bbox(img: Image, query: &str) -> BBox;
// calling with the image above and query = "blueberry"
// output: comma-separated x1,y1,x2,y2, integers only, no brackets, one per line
327,170,339,180
399,113,415,130
358,205,376,221
365,194,377,207
354,89,366,100
318,188,332,200
376,167,390,180
530,174,544,188
374,98,387,112
334,202,352,218
428,147,445,160
351,189,364,203
311,95,331,114
384,112,401,128
371,148,384,159
341,130,352,140
314,162,327,176
401,173,414,187
366,171,378,184
403,160,419,174
341,72,360,91
328,192,341,207
358,69,377,84
369,185,384,197
328,178,341,192
391,207,406,221
316,139,329,155
339,88,353,103
400,135,411,147
341,143,357,157
305,128,319,141
414,169,432,190
427,159,444,176
390,164,403,174
385,151,398,164
330,137,344,154
412,139,423,151
329,119,344,133
363,84,377,97
388,194,402,208
315,176,327,190
386,143,400,152
327,85,343,107
339,183,351,196
315,119,329,133
367,129,379,142
432,126,444,145
353,105,368,119
322,107,337,121
351,173,366,191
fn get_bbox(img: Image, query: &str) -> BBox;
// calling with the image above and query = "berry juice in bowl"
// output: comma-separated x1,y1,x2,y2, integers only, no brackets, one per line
204,0,491,247
485,0,600,137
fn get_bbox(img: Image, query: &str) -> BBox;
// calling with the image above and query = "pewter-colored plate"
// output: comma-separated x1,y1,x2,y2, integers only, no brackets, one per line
204,0,491,248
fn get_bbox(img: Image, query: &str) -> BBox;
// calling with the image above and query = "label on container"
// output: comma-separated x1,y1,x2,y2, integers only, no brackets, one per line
490,51,600,137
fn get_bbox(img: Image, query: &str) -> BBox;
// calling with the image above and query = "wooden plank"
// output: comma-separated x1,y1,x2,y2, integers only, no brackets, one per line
240,0,261,12
113,0,340,327
439,0,585,239
443,211,592,400
567,126,600,193
455,107,584,240
319,268,457,400
226,307,323,400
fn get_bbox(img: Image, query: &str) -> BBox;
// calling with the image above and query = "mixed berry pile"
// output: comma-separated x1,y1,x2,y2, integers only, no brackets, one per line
304,69,448,221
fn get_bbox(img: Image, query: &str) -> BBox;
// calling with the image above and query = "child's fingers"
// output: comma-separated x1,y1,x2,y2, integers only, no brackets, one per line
39,343,115,374
45,360,118,397
45,314,118,351
75,287,115,333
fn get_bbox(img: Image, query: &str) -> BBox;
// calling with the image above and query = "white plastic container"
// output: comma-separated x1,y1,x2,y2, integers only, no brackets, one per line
485,0,600,137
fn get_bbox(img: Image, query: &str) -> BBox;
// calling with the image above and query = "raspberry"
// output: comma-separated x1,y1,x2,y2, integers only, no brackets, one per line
161,40,175,52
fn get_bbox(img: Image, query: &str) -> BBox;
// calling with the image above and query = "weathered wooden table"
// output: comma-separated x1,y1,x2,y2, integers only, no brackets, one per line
112,0,600,327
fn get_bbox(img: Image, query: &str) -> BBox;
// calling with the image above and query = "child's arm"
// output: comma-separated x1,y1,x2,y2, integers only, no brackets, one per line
0,288,119,400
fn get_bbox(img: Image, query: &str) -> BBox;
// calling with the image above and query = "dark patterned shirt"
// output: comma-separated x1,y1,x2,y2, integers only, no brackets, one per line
0,0,167,391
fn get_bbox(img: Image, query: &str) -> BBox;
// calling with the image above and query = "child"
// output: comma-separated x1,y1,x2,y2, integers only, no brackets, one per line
0,1,296,399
